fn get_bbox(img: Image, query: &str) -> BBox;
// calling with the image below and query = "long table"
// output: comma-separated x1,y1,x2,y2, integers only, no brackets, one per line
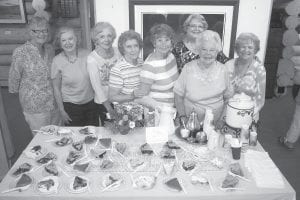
0,127,296,200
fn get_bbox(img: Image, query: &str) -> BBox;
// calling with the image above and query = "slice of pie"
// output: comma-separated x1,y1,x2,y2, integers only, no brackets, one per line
100,160,114,170
45,162,59,176
55,137,72,147
72,176,88,191
163,161,175,175
160,147,175,159
72,141,83,151
229,163,244,176
129,158,145,170
79,127,90,135
102,174,122,190
182,161,196,171
12,163,32,176
140,143,153,155
115,142,127,154
37,152,57,164
165,177,183,192
84,136,97,144
73,162,90,172
90,149,106,159
37,177,58,193
16,174,33,188
66,151,83,165
99,138,112,148
222,174,239,188
166,141,181,149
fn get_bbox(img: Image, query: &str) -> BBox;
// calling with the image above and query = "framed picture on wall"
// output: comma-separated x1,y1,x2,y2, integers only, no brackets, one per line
0,0,26,23
129,0,239,59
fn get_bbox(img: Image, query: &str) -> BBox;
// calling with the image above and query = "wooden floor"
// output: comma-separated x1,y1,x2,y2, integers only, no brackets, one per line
0,86,299,197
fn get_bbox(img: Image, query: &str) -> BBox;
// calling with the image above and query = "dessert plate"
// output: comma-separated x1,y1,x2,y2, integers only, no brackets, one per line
36,176,60,195
24,145,47,159
66,176,90,194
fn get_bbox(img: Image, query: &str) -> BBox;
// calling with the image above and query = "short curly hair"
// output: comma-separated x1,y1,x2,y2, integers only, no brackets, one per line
197,30,222,52
235,32,260,54
183,14,208,33
90,22,116,44
149,23,175,46
53,26,79,49
118,30,143,56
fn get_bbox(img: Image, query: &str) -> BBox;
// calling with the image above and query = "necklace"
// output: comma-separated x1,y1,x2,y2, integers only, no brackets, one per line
234,58,252,78
64,49,78,64
194,60,218,83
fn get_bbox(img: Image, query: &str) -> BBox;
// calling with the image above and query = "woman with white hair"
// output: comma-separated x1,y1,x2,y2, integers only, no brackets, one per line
87,22,121,125
172,14,229,73
174,30,233,123
52,27,97,126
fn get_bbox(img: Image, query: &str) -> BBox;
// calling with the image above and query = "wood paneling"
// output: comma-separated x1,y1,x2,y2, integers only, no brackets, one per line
0,44,19,55
0,66,9,81
0,56,11,66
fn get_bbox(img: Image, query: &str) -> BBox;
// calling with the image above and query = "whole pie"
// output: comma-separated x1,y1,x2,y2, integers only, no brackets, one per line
12,163,32,176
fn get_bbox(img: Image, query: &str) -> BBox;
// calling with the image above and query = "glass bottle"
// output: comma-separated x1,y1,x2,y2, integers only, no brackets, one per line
186,109,201,137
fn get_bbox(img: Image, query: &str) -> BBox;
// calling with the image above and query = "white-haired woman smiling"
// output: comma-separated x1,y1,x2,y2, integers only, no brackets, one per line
174,30,233,123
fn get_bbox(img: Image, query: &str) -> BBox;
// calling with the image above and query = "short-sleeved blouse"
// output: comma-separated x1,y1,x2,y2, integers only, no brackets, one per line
225,58,266,115
109,57,143,95
172,41,230,73
173,60,232,120
140,53,179,107
51,49,94,104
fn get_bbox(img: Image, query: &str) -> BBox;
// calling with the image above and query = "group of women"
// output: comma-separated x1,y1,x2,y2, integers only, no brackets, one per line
9,14,266,133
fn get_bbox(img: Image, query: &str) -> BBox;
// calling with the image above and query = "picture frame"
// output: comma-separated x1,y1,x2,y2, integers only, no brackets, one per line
129,0,239,59
0,0,26,23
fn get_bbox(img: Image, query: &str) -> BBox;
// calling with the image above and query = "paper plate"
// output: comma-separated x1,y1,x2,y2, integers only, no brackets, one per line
66,176,90,194
35,176,60,195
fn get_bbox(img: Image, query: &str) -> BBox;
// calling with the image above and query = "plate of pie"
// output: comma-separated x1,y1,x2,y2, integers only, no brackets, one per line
164,177,184,192
113,142,127,155
79,126,96,135
43,161,60,177
53,136,73,147
11,163,33,177
67,176,90,193
39,125,58,135
71,141,84,151
36,176,60,194
36,152,57,165
132,175,157,190
101,173,124,192
73,162,92,173
24,145,47,159
64,151,86,166
8,174,34,193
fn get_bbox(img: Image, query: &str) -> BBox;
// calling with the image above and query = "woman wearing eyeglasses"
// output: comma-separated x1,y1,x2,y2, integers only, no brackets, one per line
172,14,229,73
8,16,61,133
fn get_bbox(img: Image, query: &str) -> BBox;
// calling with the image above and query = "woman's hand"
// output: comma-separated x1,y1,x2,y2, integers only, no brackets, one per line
60,109,72,125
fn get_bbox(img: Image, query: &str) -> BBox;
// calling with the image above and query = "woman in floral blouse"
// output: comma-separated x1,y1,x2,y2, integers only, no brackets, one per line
225,33,266,121
8,16,60,133
172,14,229,73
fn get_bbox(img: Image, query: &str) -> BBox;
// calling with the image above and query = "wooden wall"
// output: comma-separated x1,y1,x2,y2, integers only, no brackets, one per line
0,0,85,86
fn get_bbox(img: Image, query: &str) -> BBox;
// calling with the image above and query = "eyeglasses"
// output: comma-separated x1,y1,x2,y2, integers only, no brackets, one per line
189,24,205,29
32,29,48,34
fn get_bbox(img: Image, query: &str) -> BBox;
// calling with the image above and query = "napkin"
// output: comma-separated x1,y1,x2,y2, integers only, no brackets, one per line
245,150,284,189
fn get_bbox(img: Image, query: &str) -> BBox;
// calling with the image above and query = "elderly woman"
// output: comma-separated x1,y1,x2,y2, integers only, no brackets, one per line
109,30,143,103
9,16,60,132
174,30,233,123
52,27,98,126
225,33,266,121
134,24,179,108
172,14,229,73
87,22,121,124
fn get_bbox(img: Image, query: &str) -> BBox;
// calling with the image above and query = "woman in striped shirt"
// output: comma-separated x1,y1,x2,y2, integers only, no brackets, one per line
109,30,143,103
134,24,179,107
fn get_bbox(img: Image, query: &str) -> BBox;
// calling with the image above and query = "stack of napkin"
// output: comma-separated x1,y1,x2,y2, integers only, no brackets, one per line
245,150,284,189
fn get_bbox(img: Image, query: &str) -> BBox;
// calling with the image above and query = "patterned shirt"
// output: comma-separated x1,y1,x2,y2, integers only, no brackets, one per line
225,57,266,115
140,53,179,106
172,41,229,73
109,57,143,95
9,41,56,114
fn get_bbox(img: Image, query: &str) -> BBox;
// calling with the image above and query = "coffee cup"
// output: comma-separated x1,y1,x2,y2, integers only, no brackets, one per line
231,138,242,160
